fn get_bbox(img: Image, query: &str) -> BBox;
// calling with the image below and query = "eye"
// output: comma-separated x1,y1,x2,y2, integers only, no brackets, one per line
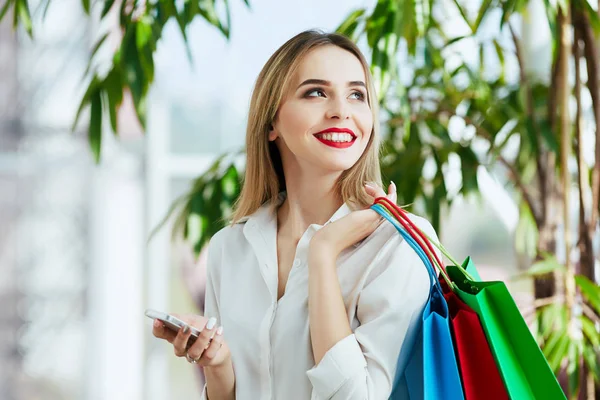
349,91,366,101
304,88,326,98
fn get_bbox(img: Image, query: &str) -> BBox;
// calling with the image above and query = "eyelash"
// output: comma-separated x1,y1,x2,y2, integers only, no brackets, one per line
304,88,366,101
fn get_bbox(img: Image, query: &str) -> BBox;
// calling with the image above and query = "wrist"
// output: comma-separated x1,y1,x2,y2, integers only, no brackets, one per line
204,356,233,375
308,242,338,266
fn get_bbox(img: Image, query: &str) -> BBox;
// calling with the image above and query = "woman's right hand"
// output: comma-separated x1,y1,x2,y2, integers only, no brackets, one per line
152,314,231,368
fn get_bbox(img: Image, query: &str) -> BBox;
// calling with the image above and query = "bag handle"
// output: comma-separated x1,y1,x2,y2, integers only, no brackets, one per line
374,197,475,282
372,204,442,289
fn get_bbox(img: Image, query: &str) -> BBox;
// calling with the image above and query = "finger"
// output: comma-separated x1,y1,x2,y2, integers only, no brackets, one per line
172,324,193,357
152,319,177,343
187,317,217,360
201,325,224,362
388,181,397,203
364,182,387,199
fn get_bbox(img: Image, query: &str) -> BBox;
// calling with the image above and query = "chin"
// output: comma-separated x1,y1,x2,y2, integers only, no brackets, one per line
319,159,359,173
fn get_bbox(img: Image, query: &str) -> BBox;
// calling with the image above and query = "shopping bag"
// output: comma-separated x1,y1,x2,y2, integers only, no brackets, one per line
375,197,509,400
447,259,566,400
373,197,565,400
371,204,464,400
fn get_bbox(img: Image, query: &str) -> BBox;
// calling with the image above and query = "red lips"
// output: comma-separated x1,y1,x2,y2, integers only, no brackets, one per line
313,127,357,149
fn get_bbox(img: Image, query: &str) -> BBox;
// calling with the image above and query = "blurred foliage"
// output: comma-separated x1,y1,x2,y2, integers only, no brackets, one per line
0,0,249,162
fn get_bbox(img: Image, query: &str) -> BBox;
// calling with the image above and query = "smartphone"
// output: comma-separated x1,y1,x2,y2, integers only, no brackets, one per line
145,309,200,350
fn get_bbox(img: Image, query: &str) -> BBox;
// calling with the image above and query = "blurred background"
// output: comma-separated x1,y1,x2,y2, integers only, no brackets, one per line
0,0,599,399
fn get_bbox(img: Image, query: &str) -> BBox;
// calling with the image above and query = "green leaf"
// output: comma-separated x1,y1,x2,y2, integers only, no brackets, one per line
515,200,539,258
492,39,505,82
474,0,492,31
16,0,32,37
102,0,116,18
136,19,153,50
446,35,470,47
81,0,90,14
582,345,600,381
575,275,600,314
72,76,101,132
89,90,102,163
516,258,566,279
103,68,124,133
0,0,12,21
581,316,600,348
582,0,600,34
89,32,110,63
336,8,366,39
451,0,472,31
547,333,569,372
567,340,581,396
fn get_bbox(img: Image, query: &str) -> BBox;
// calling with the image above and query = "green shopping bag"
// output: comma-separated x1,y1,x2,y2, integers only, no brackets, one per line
446,257,566,400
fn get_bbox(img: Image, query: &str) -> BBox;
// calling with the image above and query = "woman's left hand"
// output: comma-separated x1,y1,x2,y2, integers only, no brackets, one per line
309,181,397,260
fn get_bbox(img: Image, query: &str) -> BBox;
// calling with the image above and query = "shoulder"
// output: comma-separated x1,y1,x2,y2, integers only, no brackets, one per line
207,222,246,255
363,211,437,291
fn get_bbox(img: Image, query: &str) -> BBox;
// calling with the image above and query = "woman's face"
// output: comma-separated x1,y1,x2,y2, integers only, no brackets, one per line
269,45,373,175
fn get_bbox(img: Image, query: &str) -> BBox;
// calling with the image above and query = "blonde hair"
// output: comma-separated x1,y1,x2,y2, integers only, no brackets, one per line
230,29,383,225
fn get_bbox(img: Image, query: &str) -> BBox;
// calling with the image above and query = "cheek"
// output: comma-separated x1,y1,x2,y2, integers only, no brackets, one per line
356,107,374,139
277,103,313,135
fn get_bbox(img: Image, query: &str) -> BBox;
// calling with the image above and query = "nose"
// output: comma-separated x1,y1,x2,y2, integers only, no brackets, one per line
325,97,350,120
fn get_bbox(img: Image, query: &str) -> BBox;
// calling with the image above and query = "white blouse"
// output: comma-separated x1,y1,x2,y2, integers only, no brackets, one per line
200,193,440,400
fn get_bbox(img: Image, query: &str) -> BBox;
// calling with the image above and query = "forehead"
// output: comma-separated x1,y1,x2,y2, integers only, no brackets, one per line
291,45,367,85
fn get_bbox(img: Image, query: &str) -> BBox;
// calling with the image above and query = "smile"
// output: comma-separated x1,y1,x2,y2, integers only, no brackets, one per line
313,128,357,149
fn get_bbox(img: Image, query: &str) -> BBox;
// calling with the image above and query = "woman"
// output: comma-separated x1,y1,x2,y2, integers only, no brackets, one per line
152,29,439,400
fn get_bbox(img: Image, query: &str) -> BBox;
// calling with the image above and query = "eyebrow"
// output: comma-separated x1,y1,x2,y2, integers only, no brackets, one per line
297,79,366,90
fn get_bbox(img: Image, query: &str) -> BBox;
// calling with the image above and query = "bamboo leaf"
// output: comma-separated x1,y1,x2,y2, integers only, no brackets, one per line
515,258,566,279
0,0,12,21
103,68,123,133
575,275,600,314
336,8,366,39
89,90,102,163
567,340,581,396
16,0,32,37
493,39,505,82
446,35,470,47
474,0,492,31
102,0,116,18
451,0,473,31
547,333,570,372
72,76,101,132
581,316,600,348
582,346,600,381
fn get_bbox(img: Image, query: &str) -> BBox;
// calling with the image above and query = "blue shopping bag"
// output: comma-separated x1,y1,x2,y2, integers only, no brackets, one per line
372,204,464,400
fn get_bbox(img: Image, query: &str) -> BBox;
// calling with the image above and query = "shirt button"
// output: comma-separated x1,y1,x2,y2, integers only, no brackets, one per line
293,258,301,267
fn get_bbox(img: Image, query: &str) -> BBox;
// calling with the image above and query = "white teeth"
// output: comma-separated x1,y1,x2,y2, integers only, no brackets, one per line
316,132,354,142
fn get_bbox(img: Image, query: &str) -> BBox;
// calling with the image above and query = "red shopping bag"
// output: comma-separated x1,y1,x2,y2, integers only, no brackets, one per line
375,197,509,400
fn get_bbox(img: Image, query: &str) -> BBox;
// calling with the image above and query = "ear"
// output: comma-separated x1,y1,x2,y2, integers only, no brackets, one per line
268,124,277,142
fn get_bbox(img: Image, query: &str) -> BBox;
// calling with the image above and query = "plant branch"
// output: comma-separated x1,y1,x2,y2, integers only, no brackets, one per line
509,22,548,224
579,13,600,235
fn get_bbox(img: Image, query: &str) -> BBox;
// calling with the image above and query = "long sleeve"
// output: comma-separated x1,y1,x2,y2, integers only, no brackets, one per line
306,216,439,400
199,231,225,400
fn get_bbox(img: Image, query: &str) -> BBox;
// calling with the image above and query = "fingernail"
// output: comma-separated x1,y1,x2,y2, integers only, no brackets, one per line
182,325,190,334
391,180,396,189
206,317,217,330
216,326,224,335
364,183,375,189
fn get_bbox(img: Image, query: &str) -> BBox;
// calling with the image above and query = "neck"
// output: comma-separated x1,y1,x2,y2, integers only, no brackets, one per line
276,177,343,241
